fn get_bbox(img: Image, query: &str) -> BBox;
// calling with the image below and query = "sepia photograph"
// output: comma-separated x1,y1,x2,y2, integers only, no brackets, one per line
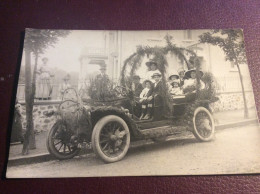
6,29,260,178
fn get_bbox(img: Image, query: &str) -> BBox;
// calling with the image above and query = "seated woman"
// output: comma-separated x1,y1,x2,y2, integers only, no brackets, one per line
139,80,153,120
182,69,205,94
169,81,183,96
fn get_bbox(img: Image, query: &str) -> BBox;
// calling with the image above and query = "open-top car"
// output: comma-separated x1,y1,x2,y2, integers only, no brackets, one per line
46,47,219,163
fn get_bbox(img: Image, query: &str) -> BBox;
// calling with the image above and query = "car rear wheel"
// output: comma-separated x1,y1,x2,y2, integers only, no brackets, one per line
192,107,215,141
47,121,80,160
91,115,130,163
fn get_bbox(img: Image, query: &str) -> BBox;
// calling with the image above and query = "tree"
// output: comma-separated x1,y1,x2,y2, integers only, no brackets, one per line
199,29,249,118
22,29,70,155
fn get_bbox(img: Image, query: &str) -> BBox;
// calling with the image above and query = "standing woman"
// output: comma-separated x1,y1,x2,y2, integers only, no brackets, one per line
145,60,161,83
36,57,53,100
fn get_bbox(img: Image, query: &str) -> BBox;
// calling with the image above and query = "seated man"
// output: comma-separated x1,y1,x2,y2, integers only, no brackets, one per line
139,80,153,120
143,72,164,120
131,75,143,97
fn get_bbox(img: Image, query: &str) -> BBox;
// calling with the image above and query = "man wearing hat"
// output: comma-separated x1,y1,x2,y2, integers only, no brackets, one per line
183,69,205,94
131,75,143,97
143,72,164,120
145,60,161,83
95,64,111,100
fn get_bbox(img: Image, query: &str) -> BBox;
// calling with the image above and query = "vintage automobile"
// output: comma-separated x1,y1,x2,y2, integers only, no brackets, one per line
46,55,219,163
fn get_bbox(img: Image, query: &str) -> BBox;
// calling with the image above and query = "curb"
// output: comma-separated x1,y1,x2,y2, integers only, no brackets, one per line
215,118,258,130
7,118,259,166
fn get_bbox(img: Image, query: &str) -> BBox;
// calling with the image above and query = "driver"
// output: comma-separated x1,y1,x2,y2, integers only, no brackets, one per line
131,75,143,97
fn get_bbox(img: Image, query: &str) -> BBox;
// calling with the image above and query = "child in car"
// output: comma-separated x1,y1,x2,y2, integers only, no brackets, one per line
169,81,182,96
139,80,153,120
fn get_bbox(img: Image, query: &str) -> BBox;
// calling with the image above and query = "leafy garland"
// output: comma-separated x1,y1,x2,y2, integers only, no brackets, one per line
85,34,218,115
120,35,204,114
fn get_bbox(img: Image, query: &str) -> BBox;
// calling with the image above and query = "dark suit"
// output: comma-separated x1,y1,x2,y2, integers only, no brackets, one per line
145,80,163,107
143,80,164,120
152,80,163,97
132,83,143,97
95,73,111,100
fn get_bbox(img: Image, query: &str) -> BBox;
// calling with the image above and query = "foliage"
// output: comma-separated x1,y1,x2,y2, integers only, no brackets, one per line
199,29,247,65
198,72,218,102
22,29,70,154
120,34,208,114
24,29,70,54
199,29,249,118
164,34,197,69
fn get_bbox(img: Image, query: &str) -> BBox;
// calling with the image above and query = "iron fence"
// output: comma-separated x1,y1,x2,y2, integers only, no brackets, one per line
16,76,253,101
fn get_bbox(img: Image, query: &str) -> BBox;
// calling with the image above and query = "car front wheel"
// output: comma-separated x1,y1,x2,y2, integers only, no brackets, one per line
91,115,130,163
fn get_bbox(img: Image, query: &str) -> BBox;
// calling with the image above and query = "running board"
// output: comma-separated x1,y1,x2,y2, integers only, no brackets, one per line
140,125,189,139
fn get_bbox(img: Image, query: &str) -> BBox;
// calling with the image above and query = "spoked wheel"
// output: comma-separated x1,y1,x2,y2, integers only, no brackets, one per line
92,115,130,163
47,121,79,160
192,107,215,142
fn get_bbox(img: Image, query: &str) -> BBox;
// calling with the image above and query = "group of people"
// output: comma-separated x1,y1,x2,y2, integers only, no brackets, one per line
131,59,205,120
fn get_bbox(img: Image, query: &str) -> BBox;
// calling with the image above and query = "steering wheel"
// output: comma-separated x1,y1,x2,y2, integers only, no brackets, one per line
113,86,129,97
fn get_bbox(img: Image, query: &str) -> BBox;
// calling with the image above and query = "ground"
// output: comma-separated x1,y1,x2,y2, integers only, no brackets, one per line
8,107,258,160
6,123,260,178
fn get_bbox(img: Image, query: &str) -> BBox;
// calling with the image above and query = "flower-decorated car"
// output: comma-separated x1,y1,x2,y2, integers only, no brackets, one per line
46,46,219,163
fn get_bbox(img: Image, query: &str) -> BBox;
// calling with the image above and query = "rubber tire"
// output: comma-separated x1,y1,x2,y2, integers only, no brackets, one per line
91,115,130,163
47,121,80,160
192,107,215,142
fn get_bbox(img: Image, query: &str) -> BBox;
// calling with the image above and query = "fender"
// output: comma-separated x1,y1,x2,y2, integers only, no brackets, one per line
90,106,143,139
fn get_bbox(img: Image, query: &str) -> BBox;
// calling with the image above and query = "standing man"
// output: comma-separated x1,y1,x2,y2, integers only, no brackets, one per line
143,72,163,120
95,64,111,100
131,75,143,97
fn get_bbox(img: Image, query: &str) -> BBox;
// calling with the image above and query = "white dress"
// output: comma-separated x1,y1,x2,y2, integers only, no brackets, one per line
35,63,52,98
183,78,205,91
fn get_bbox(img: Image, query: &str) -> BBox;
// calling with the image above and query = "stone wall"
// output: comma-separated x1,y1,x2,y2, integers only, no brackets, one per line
20,102,59,133
18,91,256,132
212,91,256,112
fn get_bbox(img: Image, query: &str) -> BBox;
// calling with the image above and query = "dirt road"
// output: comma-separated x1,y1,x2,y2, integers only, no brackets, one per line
6,124,260,177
